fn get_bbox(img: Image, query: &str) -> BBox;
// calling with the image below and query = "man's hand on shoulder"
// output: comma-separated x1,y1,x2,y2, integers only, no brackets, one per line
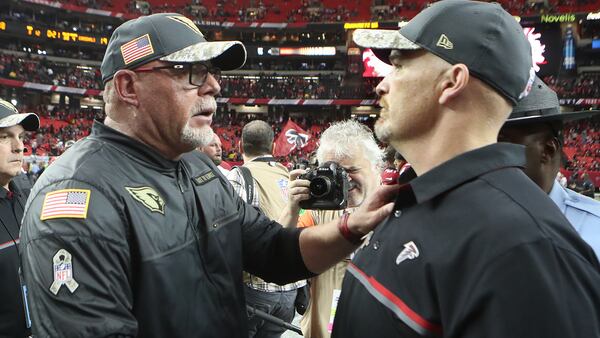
347,184,399,236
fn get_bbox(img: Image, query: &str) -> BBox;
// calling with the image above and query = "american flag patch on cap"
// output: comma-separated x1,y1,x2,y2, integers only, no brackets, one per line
40,189,91,221
120,34,154,65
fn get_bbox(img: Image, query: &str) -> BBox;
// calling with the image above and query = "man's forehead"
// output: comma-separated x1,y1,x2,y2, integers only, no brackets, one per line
388,48,427,61
501,122,552,135
499,123,551,141
322,152,365,168
0,124,25,133
138,59,165,68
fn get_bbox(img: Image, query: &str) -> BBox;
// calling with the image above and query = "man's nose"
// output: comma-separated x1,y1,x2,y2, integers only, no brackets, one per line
375,76,390,97
12,137,24,153
199,73,221,97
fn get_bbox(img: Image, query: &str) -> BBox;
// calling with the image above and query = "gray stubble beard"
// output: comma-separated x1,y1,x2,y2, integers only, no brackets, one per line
374,119,391,144
181,123,214,148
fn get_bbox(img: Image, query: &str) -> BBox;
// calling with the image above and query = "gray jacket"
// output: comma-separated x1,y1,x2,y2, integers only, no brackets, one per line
20,121,311,338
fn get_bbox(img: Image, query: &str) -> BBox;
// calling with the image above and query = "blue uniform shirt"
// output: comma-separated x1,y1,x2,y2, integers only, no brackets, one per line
549,180,600,258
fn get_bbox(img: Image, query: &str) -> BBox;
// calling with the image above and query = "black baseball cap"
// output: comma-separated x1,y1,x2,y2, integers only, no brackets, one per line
101,13,247,83
352,0,535,105
0,99,39,131
506,76,600,125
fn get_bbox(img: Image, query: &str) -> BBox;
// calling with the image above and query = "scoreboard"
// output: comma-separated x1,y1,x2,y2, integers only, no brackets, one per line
0,20,108,47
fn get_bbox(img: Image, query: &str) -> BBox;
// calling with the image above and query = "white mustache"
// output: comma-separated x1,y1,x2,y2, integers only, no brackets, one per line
193,98,217,115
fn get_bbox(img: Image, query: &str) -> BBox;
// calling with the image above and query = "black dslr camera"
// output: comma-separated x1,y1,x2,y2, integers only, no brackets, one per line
298,161,349,210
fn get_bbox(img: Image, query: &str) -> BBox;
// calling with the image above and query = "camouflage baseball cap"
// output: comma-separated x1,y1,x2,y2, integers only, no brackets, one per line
101,13,247,83
353,0,535,105
0,99,39,131
506,76,599,124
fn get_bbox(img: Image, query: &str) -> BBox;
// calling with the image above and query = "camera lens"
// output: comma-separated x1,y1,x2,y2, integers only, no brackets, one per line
310,177,331,198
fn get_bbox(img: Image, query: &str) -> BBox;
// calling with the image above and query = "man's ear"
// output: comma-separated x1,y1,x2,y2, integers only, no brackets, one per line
112,70,139,107
438,64,469,105
541,136,560,164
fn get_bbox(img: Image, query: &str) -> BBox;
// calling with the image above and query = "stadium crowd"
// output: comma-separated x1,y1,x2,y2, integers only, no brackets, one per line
34,0,600,23
0,53,103,90
4,52,600,101
545,74,600,98
12,100,598,192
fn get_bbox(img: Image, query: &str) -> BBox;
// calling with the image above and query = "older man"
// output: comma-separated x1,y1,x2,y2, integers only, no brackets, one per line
0,99,39,338
336,1,600,337
499,76,600,257
20,13,397,338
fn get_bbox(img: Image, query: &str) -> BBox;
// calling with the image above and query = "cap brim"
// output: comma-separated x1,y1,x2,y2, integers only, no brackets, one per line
353,29,421,65
506,110,600,125
353,29,421,51
0,113,40,131
160,40,247,71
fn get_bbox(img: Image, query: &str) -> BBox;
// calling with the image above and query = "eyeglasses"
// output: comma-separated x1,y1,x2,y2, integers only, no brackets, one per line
133,63,221,87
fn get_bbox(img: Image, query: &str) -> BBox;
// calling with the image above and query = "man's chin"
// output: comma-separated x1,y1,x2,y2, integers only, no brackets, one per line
374,121,391,143
181,124,214,148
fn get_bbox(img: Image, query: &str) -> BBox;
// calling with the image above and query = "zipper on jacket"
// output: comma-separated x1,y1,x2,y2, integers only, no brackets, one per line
179,162,216,286
176,164,184,193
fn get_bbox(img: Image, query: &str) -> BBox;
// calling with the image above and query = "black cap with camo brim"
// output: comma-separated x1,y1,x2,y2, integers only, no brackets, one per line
353,29,420,66
101,13,247,83
352,0,535,105
0,99,39,131
505,76,600,125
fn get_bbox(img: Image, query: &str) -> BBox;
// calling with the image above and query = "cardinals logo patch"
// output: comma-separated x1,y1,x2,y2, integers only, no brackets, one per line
125,186,165,214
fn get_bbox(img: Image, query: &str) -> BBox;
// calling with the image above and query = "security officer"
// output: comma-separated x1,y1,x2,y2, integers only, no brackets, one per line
0,99,39,338
335,1,600,337
499,76,600,257
19,13,397,338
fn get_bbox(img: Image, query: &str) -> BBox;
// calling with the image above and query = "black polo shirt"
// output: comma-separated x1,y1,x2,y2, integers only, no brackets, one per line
332,143,600,338
0,174,32,338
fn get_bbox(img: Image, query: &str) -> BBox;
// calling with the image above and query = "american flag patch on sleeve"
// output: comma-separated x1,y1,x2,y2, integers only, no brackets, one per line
40,189,91,221
120,34,154,65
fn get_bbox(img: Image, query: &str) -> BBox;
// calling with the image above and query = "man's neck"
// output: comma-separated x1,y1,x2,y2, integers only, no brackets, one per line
0,176,12,191
105,116,185,161
393,114,499,176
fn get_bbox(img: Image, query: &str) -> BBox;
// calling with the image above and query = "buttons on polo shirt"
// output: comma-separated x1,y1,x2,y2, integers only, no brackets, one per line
373,241,380,250
394,210,402,217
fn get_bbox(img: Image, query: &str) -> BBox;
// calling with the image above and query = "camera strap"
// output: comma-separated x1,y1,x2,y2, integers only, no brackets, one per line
250,156,277,164
235,157,278,204
234,166,255,204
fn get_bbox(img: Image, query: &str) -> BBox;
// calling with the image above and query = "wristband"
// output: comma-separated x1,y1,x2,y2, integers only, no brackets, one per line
338,213,364,245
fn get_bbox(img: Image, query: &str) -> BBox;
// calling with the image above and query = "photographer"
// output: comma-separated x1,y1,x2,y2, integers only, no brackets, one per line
280,120,383,338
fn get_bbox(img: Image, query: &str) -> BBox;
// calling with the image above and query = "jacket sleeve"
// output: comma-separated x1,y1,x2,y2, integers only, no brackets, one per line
20,180,137,338
233,184,315,284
